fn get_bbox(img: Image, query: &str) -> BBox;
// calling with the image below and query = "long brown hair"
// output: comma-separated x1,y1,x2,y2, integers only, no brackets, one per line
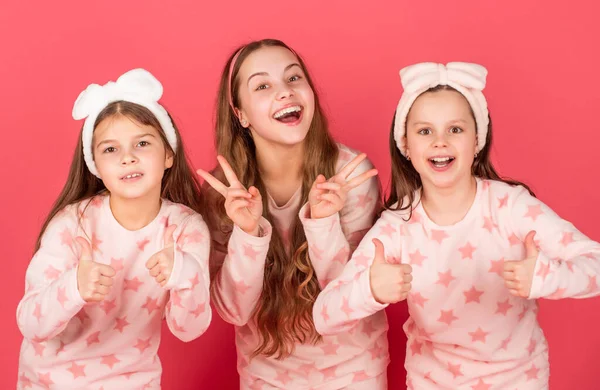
203,39,339,358
35,101,202,251
385,85,533,214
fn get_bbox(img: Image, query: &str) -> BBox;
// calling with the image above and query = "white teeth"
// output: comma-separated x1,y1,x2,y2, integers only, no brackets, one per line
431,157,452,162
273,106,301,119
124,173,142,179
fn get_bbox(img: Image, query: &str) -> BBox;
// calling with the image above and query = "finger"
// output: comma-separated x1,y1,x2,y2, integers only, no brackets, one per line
318,193,344,205
163,224,178,248
75,237,93,262
345,169,378,190
98,275,114,287
316,182,342,191
401,264,413,274
502,270,516,281
96,264,115,277
372,239,386,265
401,283,412,292
248,186,262,201
403,273,413,283
229,199,251,213
156,273,167,284
95,284,111,296
508,289,519,297
503,260,517,272
217,155,243,187
89,293,106,302
524,230,538,258
149,265,162,278
338,153,367,179
196,169,228,196
504,280,519,289
227,189,253,200
160,279,167,287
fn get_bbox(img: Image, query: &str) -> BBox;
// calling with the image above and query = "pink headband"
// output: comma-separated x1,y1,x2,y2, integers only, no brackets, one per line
227,45,299,112
394,62,489,156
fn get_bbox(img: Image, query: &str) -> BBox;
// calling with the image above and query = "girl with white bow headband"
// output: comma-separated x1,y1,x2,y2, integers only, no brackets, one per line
314,62,600,388
16,69,212,389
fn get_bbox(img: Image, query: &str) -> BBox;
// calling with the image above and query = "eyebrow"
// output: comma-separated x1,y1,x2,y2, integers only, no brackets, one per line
247,63,302,85
410,119,470,127
95,133,156,149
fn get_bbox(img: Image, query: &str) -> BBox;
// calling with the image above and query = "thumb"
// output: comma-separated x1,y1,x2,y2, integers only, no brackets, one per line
371,238,387,265
75,236,93,262
524,230,538,258
164,224,177,248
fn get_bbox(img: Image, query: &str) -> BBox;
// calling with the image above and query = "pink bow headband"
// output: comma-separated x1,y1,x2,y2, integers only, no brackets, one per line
393,62,489,156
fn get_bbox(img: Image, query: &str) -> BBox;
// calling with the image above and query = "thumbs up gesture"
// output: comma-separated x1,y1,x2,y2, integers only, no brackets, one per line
75,236,116,302
369,238,413,304
146,224,177,287
503,231,539,298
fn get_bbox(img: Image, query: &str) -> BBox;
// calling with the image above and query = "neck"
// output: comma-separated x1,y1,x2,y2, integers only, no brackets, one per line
109,190,162,231
254,139,304,182
421,175,477,226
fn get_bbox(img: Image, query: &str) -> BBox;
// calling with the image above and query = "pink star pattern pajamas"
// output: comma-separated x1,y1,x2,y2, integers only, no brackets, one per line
314,179,600,389
209,144,388,389
16,195,212,389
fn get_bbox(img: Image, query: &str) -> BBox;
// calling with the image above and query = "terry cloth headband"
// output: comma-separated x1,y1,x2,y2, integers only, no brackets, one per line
72,68,177,177
393,62,489,156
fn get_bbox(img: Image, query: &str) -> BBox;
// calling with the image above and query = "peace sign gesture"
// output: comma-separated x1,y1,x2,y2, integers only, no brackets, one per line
309,153,378,219
197,156,263,236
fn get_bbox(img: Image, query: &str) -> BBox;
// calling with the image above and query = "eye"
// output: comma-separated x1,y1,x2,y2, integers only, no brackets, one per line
137,140,150,147
418,128,432,135
288,75,301,82
103,146,116,153
450,126,463,134
255,84,269,91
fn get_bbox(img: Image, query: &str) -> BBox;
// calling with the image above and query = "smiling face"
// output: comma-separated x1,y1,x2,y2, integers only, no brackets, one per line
405,88,478,191
234,45,315,148
93,114,173,201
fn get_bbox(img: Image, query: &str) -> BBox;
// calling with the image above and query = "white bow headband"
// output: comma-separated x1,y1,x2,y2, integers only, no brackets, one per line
72,68,178,177
394,62,489,156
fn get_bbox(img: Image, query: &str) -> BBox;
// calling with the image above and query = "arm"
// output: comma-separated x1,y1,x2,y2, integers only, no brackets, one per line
163,214,213,342
507,186,600,299
301,155,380,288
313,210,402,335
210,219,272,326
16,207,87,341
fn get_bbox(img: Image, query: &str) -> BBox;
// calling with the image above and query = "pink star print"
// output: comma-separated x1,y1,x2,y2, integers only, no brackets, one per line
496,299,513,316
134,338,151,353
447,362,463,378
341,297,354,318
352,370,370,382
410,292,428,309
488,258,504,277
57,287,68,308
86,331,100,346
354,252,371,268
459,242,476,259
524,204,543,221
525,364,540,380
114,316,130,333
482,217,498,233
60,229,73,247
100,298,116,315
141,297,160,315
471,378,492,390
498,193,509,208
438,309,459,326
244,245,260,261
463,286,484,303
101,354,120,369
320,340,340,355
410,340,423,356
409,250,427,267
44,265,61,281
275,370,292,385
137,238,150,251
38,372,54,387
191,302,206,317
356,194,373,209
332,247,350,264
124,277,144,292
321,304,330,323
110,258,124,272
469,327,489,343
436,270,456,288
67,361,86,378
430,229,449,244
560,232,574,246
379,223,396,238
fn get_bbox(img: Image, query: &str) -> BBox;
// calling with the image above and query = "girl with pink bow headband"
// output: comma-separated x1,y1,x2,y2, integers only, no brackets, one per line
315,62,600,389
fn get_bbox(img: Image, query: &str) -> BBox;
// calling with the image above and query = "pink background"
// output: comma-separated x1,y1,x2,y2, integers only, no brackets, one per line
1,0,599,388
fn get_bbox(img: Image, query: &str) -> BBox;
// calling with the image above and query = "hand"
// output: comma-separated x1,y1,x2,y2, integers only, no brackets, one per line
369,238,412,304
146,224,178,287
309,153,378,219
197,156,263,236
503,231,539,298
75,237,116,302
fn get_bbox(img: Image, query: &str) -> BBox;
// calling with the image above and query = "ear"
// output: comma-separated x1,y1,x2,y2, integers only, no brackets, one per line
164,150,174,169
236,108,250,128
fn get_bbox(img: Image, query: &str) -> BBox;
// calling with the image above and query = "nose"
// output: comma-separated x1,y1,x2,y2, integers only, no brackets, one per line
275,82,294,101
120,150,138,166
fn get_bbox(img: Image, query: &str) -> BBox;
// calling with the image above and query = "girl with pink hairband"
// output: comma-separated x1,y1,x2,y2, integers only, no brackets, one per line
197,39,385,389
314,62,600,389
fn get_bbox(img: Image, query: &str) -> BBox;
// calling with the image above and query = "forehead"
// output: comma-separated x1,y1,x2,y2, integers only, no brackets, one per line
238,46,299,78
408,89,473,121
93,114,161,141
